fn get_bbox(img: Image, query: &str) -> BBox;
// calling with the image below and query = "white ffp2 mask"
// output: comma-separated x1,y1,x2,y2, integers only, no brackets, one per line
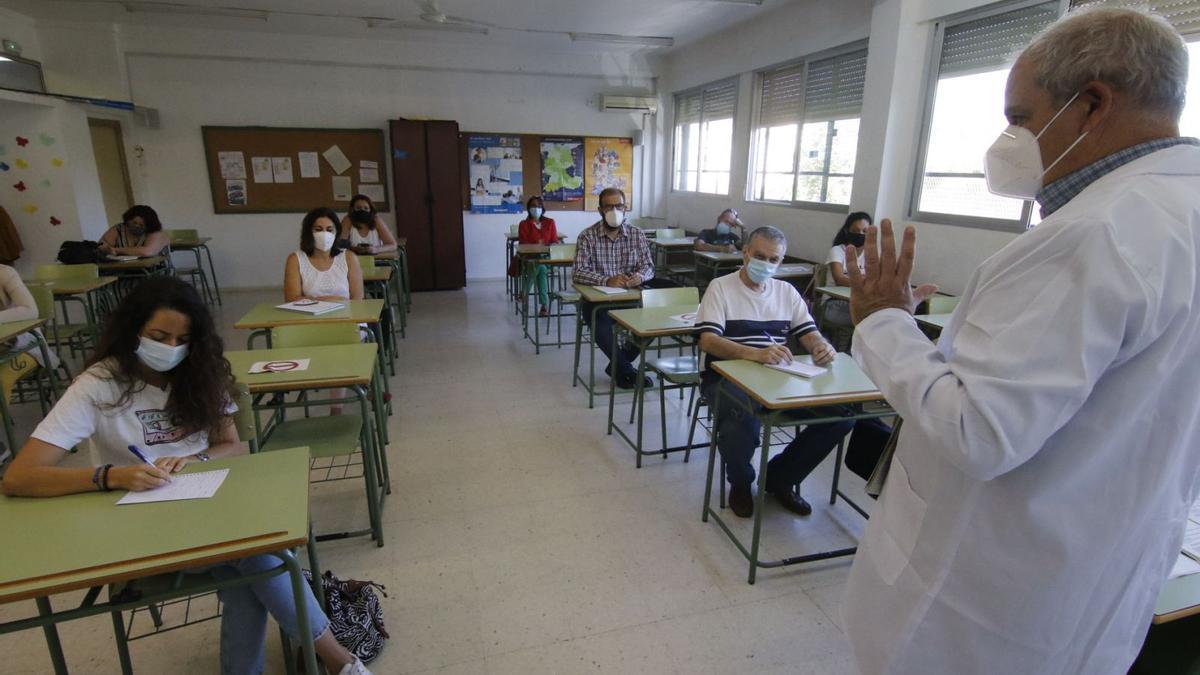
984,92,1088,200
313,231,336,252
603,209,624,228
136,336,188,372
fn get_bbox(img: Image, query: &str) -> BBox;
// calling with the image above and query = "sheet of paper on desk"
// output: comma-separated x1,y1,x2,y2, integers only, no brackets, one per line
1188,495,1200,524
117,469,229,505
591,286,626,295
1170,553,1200,579
249,358,311,374
765,360,828,378
670,312,697,324
108,255,138,262
1182,519,1200,562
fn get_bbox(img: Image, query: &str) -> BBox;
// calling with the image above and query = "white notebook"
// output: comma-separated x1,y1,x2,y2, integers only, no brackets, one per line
765,359,828,379
117,469,229,505
591,286,627,295
276,300,344,315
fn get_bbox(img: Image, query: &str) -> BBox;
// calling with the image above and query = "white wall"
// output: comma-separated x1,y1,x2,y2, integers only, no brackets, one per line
0,90,110,276
655,0,1029,294
0,6,42,62
29,20,656,287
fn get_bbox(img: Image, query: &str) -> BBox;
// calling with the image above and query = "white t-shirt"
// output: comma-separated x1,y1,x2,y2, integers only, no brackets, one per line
695,271,817,382
826,244,864,273
32,361,234,467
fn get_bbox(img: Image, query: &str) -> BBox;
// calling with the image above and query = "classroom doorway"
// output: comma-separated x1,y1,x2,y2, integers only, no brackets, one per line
87,118,134,227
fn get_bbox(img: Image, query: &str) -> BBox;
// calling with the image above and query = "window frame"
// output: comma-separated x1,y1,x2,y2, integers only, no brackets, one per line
907,0,1069,232
0,53,47,94
746,40,869,213
670,76,740,196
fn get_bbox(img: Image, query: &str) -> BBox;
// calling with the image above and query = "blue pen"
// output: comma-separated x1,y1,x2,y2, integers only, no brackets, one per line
128,444,171,481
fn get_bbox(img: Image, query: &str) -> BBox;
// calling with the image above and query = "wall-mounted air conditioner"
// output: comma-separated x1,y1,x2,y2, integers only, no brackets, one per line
600,95,658,114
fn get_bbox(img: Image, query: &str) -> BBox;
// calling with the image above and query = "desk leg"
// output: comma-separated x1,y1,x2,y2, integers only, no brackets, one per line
747,421,773,585
83,290,100,349
35,330,60,401
36,597,69,675
588,304,599,409
607,326,619,434
702,390,720,522
277,551,320,675
632,336,650,468
201,244,223,305
355,385,384,546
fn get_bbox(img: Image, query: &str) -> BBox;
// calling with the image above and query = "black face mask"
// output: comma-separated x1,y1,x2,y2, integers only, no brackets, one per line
350,209,373,225
847,232,866,248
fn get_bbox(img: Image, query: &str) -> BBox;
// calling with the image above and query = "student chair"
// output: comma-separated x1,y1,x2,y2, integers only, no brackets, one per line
509,223,520,236
257,323,390,546
809,263,854,352
639,287,703,462
922,295,960,315
34,263,109,352
25,282,73,383
167,229,215,305
539,243,578,350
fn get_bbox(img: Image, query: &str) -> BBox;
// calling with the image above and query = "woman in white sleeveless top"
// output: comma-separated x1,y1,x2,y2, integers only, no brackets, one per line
339,194,398,255
285,207,364,302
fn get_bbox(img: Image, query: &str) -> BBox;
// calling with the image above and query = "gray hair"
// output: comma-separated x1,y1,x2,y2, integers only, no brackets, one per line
748,225,787,247
1020,7,1188,118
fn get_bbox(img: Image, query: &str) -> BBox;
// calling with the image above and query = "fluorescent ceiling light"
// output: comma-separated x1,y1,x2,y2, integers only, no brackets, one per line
704,0,764,5
366,18,488,35
0,56,11,62
122,2,269,20
569,32,674,47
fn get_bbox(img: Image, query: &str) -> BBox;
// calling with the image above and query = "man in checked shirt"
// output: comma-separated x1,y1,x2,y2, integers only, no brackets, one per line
572,187,660,389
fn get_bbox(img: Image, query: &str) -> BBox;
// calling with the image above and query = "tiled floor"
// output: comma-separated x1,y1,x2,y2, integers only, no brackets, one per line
0,280,875,674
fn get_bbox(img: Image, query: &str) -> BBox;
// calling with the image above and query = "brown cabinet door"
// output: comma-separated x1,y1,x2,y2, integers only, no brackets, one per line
426,121,465,290
390,119,434,291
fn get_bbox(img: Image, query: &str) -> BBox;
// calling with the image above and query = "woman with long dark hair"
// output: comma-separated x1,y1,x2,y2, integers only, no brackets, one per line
339,194,398,255
822,211,872,328
285,207,364,303
98,204,171,258
2,278,372,675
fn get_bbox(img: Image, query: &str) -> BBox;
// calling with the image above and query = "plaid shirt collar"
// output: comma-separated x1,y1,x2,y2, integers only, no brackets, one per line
1037,137,1200,218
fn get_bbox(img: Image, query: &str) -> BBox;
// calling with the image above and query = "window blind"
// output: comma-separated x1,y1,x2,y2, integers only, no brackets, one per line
701,80,738,120
758,63,806,127
939,1,1060,77
803,48,869,122
1069,0,1200,35
674,90,703,126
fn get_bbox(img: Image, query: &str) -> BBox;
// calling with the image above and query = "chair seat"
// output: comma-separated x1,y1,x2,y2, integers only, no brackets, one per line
260,414,363,458
647,355,700,383
666,265,695,275
553,290,581,303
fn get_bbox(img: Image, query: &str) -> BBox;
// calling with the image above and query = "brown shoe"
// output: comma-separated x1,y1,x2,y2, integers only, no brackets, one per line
769,486,813,516
729,484,754,518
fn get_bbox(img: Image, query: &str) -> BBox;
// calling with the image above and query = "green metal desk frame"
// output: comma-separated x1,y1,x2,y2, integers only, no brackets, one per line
570,284,640,409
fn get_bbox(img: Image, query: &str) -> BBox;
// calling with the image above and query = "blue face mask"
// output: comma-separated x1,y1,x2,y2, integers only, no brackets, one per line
716,222,731,235
745,258,777,285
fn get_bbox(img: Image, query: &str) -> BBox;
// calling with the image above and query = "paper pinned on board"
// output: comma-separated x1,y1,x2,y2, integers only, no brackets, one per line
117,469,229,505
332,175,353,201
218,151,246,180
359,167,379,183
322,144,352,175
359,184,385,203
271,157,294,183
359,160,378,169
298,152,320,178
251,156,274,183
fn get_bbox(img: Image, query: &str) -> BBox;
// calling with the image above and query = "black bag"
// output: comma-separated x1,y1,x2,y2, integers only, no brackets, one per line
303,570,389,663
843,417,895,482
56,240,103,264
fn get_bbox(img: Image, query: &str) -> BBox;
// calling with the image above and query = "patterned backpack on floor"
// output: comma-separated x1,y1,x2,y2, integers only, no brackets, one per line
303,569,389,663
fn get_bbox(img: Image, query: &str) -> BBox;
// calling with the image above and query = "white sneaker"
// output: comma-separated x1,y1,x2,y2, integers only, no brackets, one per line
337,659,373,675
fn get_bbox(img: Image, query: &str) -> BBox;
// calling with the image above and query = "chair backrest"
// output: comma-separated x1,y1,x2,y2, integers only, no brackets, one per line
924,295,960,314
270,323,361,348
35,263,99,281
641,286,699,308
356,253,376,270
655,228,685,240
509,224,520,236
167,228,198,243
26,282,56,322
548,244,575,260
0,352,39,403
230,383,259,452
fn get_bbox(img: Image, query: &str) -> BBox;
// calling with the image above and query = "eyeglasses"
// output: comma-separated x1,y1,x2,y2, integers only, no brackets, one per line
599,204,627,213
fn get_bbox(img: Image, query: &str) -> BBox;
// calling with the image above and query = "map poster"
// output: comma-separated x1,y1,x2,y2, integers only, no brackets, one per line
539,137,584,203
584,137,633,211
467,134,524,214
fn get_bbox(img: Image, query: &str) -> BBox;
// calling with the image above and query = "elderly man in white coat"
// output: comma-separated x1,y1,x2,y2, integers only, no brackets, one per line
840,8,1200,675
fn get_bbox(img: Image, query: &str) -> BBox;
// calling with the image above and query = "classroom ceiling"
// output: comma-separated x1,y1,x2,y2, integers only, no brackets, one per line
0,0,794,52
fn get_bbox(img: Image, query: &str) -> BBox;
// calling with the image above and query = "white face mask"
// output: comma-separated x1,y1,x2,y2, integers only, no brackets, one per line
529,207,543,220
136,336,188,372
313,230,336,252
984,92,1089,200
603,209,625,228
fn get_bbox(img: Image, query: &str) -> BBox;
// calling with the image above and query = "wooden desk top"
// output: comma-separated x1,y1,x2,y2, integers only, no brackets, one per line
361,266,393,283
0,318,47,344
816,286,852,302
694,251,743,262
98,256,166,271
572,282,641,304
775,263,814,279
169,238,212,249
1156,569,1200,624
711,356,883,410
27,276,118,295
610,305,699,338
0,447,309,604
227,343,377,393
233,299,385,329
651,237,695,248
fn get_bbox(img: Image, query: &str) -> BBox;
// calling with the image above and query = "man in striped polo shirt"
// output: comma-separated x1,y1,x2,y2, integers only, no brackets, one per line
696,225,845,518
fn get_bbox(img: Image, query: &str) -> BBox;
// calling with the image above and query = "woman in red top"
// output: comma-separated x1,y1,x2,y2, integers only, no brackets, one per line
518,196,559,316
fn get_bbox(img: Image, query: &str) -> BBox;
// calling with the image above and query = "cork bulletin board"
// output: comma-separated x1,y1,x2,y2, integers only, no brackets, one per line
201,126,390,214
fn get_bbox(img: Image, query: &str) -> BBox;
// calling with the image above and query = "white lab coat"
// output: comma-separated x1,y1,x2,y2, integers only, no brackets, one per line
844,143,1200,675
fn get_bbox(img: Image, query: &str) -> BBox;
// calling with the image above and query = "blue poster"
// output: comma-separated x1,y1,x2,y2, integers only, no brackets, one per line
467,134,524,214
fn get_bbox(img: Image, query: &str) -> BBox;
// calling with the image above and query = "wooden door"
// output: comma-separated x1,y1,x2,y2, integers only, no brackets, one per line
425,121,464,290
390,119,434,291
88,119,134,227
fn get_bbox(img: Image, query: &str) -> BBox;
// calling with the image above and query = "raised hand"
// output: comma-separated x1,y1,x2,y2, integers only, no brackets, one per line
845,218,938,325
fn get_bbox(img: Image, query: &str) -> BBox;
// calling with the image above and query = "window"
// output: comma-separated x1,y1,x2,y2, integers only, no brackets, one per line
672,79,737,194
0,54,46,93
748,45,868,208
911,1,1060,229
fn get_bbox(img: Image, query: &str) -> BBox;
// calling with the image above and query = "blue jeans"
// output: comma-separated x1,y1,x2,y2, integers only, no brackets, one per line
204,555,330,675
581,302,640,378
702,377,855,490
